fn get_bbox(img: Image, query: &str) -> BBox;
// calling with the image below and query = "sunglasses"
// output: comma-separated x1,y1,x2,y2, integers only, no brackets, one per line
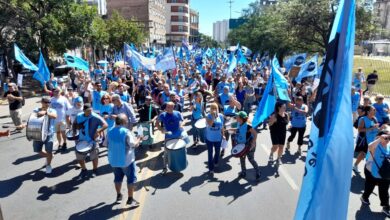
385,137,390,141
43,101,51,104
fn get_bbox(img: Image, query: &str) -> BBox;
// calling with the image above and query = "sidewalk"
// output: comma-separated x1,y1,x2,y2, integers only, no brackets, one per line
0,96,42,125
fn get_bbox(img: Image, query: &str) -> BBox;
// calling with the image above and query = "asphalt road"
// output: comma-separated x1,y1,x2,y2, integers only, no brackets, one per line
0,97,387,220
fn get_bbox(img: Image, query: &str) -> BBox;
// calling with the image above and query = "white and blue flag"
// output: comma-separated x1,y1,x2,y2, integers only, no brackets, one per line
295,54,319,83
294,0,355,219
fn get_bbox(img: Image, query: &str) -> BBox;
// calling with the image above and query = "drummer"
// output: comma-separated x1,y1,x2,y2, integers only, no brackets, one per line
221,98,242,157
104,113,142,206
156,101,186,174
235,111,261,180
32,97,57,174
190,92,204,147
73,103,108,178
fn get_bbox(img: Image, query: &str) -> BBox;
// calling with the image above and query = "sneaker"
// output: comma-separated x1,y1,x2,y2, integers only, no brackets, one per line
61,143,67,151
45,165,52,174
161,168,168,175
79,169,88,178
276,158,282,165
127,197,140,207
116,193,123,203
239,171,246,178
286,142,290,150
268,154,274,162
92,169,99,177
353,165,360,173
382,206,390,217
360,196,370,205
256,171,261,180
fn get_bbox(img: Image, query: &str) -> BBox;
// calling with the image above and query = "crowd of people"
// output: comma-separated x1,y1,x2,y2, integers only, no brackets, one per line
2,53,389,216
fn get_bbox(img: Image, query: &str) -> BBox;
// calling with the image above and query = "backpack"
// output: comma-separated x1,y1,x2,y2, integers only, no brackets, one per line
371,147,390,180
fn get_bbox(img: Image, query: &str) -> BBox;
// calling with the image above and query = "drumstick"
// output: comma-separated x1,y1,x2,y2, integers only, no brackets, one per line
2,125,18,129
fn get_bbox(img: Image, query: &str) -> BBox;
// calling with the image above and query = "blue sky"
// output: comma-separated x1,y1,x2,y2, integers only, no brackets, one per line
191,0,254,36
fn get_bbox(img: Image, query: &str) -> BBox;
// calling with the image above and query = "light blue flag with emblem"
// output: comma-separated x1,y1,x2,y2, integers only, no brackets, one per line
294,0,355,219
252,66,276,128
33,52,50,87
237,47,248,64
64,53,89,72
14,44,38,71
295,54,319,83
283,53,307,72
271,56,291,102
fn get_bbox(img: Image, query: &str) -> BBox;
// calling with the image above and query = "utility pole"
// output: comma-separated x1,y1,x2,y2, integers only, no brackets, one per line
228,0,234,19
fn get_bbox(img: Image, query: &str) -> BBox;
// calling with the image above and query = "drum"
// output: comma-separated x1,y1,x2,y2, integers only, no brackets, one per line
231,144,250,158
76,141,94,155
165,139,188,172
194,118,206,143
66,129,79,141
26,113,49,142
139,122,154,146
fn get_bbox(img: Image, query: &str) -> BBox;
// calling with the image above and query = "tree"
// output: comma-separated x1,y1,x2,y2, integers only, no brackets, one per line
106,11,145,51
198,33,220,48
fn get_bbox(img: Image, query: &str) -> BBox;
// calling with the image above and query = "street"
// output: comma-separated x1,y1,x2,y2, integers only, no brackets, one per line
0,97,386,220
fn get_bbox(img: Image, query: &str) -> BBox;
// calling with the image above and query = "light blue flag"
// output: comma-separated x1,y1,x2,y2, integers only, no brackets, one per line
252,69,276,128
271,56,291,102
14,44,38,71
33,52,50,87
237,47,248,64
155,48,176,72
179,47,184,61
227,52,237,74
283,53,307,72
295,54,319,83
124,43,140,70
64,53,89,71
294,0,355,219
241,46,252,56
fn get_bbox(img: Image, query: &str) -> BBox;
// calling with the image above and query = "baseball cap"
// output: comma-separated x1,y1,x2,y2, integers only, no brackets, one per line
236,111,248,119
83,103,92,111
74,96,83,103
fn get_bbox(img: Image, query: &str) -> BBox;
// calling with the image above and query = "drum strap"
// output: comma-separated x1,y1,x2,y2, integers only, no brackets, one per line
148,105,152,121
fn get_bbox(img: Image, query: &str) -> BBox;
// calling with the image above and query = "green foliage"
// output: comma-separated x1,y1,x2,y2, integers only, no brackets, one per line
228,0,376,59
106,11,145,51
198,33,220,48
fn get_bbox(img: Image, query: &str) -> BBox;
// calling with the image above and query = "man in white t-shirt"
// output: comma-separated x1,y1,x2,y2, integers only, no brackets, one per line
50,87,71,151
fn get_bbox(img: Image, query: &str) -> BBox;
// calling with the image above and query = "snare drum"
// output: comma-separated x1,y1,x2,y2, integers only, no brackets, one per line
26,113,49,142
66,129,79,141
76,141,94,155
165,139,188,172
231,144,250,158
194,118,206,143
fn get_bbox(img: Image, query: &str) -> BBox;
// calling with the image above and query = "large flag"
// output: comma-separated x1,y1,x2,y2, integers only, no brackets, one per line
33,52,50,86
241,46,252,56
64,53,89,72
227,51,237,74
283,53,307,72
271,56,290,102
252,65,276,128
295,54,319,83
294,0,355,219
237,47,248,64
155,48,176,71
14,44,38,71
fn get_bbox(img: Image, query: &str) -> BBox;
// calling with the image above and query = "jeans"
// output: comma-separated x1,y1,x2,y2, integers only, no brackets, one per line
287,126,306,146
363,167,389,207
240,147,259,173
206,140,221,171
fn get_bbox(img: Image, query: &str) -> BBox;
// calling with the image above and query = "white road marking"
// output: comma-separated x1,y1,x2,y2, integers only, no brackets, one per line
260,144,299,191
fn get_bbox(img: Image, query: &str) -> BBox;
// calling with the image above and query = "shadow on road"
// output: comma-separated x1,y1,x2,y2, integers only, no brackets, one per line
136,172,184,195
68,202,137,220
12,154,41,165
209,177,253,205
355,204,387,220
180,172,210,195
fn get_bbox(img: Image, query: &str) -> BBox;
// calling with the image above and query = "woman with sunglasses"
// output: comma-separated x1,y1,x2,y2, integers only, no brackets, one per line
100,94,115,130
361,131,390,218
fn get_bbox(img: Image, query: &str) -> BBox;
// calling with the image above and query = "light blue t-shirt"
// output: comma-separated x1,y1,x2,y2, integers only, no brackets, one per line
351,92,360,112
373,103,389,122
206,113,224,142
192,101,203,120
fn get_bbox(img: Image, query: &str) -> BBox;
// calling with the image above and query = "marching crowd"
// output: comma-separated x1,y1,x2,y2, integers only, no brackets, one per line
1,54,389,216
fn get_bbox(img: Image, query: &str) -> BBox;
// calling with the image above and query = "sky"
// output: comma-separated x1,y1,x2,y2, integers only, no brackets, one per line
190,0,254,37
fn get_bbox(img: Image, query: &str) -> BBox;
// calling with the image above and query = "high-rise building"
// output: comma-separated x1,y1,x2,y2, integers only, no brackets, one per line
260,0,278,6
106,0,166,46
165,0,190,46
189,9,199,43
85,0,107,16
375,0,390,30
213,20,229,43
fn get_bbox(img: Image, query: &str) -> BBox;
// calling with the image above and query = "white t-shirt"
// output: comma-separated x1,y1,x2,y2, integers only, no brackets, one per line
50,96,71,123
66,107,83,124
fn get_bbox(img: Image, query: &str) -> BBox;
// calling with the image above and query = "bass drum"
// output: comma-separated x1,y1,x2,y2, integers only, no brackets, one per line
26,113,49,142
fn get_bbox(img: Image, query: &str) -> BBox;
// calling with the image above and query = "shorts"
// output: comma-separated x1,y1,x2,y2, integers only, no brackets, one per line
55,121,67,132
270,130,286,145
33,135,54,153
75,145,99,161
113,162,137,185
10,109,22,126
355,135,368,153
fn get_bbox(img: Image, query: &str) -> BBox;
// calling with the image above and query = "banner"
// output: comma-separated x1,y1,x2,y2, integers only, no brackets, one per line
295,54,319,83
283,53,307,72
64,53,89,71
14,44,38,71
294,0,355,219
